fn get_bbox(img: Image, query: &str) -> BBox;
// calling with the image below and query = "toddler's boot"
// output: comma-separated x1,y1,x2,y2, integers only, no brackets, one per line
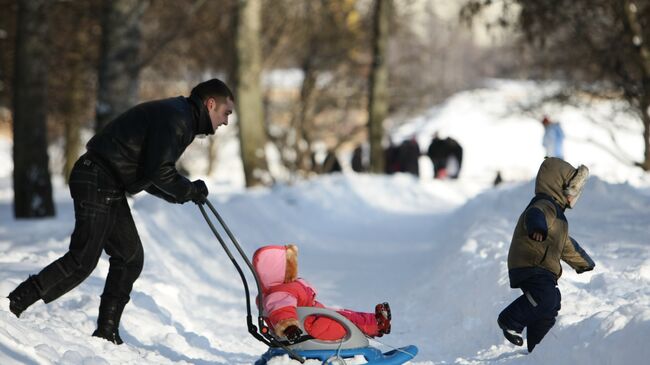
498,318,523,346
375,302,391,336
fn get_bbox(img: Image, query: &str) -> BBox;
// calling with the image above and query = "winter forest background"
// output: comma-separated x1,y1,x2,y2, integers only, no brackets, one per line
3,0,650,213
1,0,650,364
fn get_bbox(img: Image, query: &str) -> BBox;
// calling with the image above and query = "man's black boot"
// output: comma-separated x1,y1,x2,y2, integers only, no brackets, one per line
92,297,126,345
7,276,41,318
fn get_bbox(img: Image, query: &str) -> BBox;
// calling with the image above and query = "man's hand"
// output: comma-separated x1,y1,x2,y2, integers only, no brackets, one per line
284,325,303,343
531,232,544,242
190,180,208,204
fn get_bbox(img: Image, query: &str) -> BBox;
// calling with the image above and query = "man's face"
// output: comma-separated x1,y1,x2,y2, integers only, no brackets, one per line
207,97,234,131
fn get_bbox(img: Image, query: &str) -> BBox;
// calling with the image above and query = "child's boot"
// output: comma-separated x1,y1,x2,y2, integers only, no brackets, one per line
498,318,523,346
526,317,555,353
375,302,391,336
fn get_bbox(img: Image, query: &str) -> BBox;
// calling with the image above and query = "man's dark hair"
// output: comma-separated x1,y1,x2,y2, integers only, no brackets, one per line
190,78,234,102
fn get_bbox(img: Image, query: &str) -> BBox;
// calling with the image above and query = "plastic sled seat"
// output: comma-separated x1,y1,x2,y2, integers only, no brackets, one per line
256,307,418,365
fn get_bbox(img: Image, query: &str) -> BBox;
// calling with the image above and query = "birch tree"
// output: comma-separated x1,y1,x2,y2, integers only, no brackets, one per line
234,0,270,186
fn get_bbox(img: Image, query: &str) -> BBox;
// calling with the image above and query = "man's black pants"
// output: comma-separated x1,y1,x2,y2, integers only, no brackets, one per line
33,154,144,306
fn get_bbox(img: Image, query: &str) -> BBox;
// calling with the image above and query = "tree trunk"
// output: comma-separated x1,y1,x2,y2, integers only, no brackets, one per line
0,31,7,110
640,96,650,171
61,11,89,183
367,0,391,174
95,0,146,131
62,63,85,183
623,0,650,170
234,0,269,187
206,137,217,176
292,63,316,175
641,112,650,171
12,0,55,218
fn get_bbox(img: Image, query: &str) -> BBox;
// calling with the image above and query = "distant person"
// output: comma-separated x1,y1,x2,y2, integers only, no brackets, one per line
427,133,447,178
497,157,594,353
398,137,420,176
443,137,463,179
493,171,503,187
384,139,401,174
541,116,565,159
427,134,463,179
351,144,368,173
310,150,341,174
322,150,342,173
7,79,235,345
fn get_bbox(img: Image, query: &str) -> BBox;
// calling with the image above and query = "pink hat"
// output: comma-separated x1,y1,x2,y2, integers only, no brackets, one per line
252,245,287,291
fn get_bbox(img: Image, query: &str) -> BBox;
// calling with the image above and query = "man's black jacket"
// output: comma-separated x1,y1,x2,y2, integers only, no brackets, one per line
86,95,214,203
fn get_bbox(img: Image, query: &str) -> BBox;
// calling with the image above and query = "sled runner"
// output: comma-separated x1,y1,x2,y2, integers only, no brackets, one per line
197,201,418,364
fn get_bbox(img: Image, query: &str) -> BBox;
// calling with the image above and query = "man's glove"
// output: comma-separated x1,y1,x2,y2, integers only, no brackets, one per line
190,180,208,204
283,325,303,343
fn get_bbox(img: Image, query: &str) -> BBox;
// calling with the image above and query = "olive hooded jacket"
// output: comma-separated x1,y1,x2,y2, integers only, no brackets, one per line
507,158,595,288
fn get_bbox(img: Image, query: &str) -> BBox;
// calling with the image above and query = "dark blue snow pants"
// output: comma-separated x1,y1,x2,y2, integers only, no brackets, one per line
32,154,144,307
498,272,561,350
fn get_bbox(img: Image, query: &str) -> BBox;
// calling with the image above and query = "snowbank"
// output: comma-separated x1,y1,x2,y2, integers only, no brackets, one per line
2,80,650,364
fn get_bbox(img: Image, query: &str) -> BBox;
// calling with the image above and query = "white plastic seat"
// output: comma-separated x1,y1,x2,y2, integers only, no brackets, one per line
286,307,370,351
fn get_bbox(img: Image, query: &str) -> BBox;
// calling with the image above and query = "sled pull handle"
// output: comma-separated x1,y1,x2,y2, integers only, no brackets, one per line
197,201,305,363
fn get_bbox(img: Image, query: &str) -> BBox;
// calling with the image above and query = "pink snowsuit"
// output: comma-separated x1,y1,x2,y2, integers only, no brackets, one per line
252,245,379,341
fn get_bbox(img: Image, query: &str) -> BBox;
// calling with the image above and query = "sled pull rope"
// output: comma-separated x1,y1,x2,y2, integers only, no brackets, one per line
367,336,417,359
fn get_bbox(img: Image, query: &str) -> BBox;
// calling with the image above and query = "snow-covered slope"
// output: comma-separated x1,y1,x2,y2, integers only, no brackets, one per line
1,80,649,364
400,177,650,363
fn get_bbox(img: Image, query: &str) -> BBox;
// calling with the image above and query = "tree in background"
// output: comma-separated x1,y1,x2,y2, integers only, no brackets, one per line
48,1,101,182
234,0,270,187
95,0,148,131
12,0,54,218
1,0,528,193
462,0,650,171
261,0,371,178
138,0,233,177
367,0,391,173
389,2,509,112
0,0,16,117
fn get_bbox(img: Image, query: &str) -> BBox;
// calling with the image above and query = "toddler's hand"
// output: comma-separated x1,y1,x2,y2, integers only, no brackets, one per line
531,232,544,242
284,325,303,343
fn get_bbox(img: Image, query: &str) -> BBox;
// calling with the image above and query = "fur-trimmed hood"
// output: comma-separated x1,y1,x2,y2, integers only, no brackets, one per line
535,157,589,209
252,244,298,292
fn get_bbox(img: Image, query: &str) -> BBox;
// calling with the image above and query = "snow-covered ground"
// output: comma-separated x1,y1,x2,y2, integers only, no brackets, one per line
1,80,649,364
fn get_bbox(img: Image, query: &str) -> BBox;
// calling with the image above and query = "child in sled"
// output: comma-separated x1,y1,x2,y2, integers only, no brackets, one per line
498,157,595,353
252,244,392,342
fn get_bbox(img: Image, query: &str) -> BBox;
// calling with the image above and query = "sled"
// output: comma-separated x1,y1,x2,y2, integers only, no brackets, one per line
256,345,418,365
255,307,418,364
198,201,418,364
